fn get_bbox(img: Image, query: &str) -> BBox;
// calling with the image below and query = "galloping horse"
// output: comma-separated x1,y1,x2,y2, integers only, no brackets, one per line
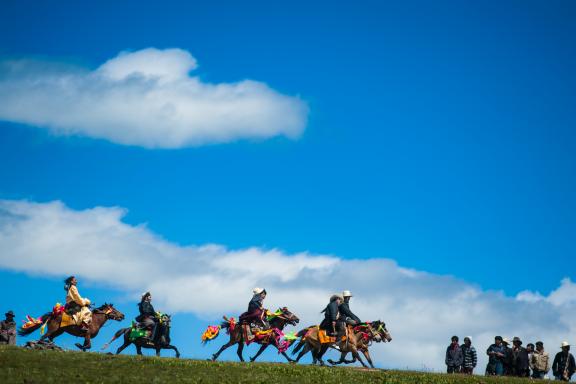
327,320,392,368
208,307,299,362
18,303,125,351
249,308,300,362
102,313,180,358
291,322,382,366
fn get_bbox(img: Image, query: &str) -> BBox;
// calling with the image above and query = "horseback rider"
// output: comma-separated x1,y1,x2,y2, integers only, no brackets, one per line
64,276,92,332
239,287,268,328
320,294,343,336
339,290,361,326
136,292,158,341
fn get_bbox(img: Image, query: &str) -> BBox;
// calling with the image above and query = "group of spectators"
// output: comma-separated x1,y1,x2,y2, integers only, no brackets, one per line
446,335,576,381
445,336,478,374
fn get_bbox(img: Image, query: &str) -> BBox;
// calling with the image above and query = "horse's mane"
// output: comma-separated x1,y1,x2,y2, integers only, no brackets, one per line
93,303,113,312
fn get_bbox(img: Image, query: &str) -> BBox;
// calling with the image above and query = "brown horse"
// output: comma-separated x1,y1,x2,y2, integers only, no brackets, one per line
209,307,299,362
291,322,377,366
18,303,125,351
327,320,393,368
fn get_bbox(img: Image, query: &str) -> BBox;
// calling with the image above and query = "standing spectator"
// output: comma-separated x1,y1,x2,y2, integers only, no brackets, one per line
461,336,477,374
0,310,16,345
531,341,550,379
445,335,463,373
502,337,514,375
552,341,576,381
511,336,530,377
526,343,535,377
486,336,507,376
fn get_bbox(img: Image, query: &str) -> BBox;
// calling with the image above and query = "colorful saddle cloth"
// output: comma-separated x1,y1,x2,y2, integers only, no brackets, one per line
317,326,348,344
128,323,148,341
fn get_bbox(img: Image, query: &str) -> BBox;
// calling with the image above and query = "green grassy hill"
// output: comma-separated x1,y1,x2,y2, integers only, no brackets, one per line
1,346,530,384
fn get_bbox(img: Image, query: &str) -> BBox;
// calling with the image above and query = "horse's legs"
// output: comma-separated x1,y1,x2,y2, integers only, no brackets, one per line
316,345,330,366
250,344,269,362
116,341,131,355
136,344,143,355
46,328,64,343
362,349,375,368
280,351,294,363
350,347,367,368
212,340,236,361
328,350,348,365
295,343,311,363
156,347,161,357
237,341,245,362
164,345,180,358
76,332,92,351
311,348,319,365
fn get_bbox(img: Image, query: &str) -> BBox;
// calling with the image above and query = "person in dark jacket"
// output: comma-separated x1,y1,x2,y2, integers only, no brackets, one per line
461,336,477,374
320,294,343,336
511,336,530,377
552,342,576,381
339,290,361,325
486,336,506,376
445,335,463,373
502,338,514,375
0,310,16,345
136,292,158,341
239,287,268,328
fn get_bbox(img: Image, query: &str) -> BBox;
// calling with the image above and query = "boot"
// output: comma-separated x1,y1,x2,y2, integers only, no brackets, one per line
150,324,158,343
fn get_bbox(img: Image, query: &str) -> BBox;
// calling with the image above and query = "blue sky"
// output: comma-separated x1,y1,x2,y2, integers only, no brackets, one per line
1,0,575,369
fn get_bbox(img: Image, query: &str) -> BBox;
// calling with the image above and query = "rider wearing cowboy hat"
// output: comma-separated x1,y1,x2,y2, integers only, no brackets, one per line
339,290,361,326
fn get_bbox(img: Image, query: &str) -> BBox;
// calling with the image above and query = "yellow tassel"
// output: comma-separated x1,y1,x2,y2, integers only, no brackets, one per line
40,320,48,335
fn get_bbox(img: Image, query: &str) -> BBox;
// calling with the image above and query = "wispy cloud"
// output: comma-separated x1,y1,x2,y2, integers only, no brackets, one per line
0,199,574,370
0,48,308,148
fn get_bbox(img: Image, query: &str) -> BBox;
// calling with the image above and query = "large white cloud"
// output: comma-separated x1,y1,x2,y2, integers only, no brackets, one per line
0,48,308,148
0,199,574,371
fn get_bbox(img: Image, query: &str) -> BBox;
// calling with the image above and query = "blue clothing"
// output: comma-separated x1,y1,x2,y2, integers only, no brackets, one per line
487,343,507,376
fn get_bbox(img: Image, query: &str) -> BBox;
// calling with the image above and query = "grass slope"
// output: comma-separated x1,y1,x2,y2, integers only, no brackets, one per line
1,346,530,384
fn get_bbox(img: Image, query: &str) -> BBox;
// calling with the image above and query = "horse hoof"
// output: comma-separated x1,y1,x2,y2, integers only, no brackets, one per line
74,343,86,351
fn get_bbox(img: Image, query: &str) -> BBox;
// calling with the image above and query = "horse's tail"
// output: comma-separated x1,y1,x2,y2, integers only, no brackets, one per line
18,312,52,336
201,324,222,344
291,326,313,355
101,328,130,350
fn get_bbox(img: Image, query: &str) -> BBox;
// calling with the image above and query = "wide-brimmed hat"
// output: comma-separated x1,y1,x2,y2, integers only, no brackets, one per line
342,290,353,297
513,336,522,344
502,337,511,345
253,287,265,295
5,310,14,317
561,341,570,348
330,294,344,302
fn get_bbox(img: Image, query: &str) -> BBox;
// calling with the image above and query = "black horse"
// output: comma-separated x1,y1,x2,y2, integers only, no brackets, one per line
102,314,180,358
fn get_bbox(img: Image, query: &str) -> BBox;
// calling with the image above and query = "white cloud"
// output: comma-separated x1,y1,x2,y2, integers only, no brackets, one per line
0,48,308,148
0,198,574,371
